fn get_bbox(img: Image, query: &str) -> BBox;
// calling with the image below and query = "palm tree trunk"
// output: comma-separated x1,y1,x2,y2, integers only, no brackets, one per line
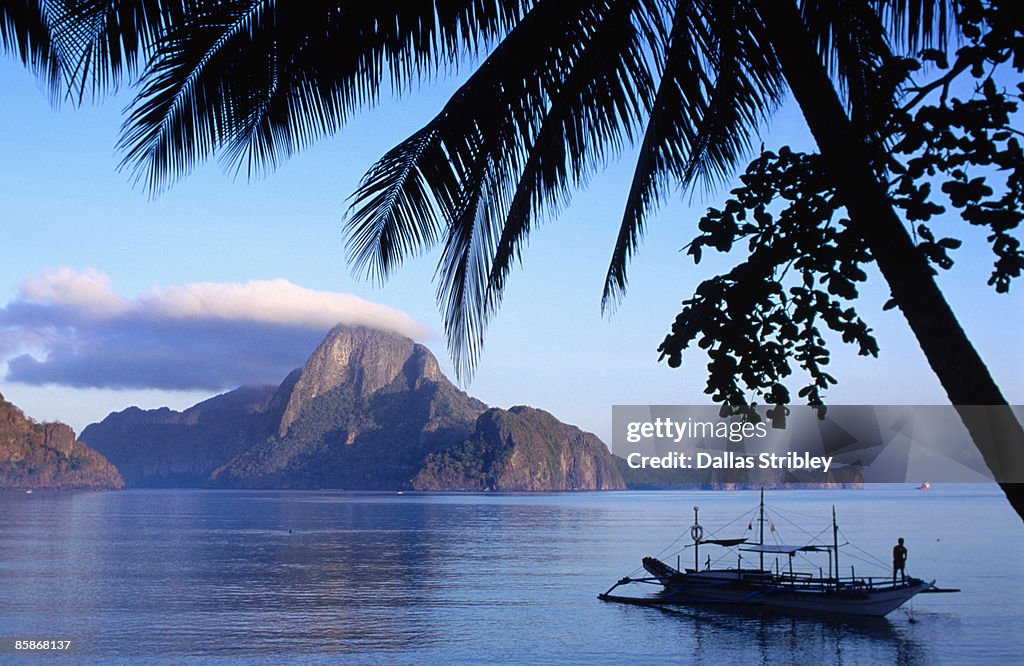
756,0,1024,520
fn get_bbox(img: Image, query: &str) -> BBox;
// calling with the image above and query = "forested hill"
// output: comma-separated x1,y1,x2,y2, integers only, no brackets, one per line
0,392,124,490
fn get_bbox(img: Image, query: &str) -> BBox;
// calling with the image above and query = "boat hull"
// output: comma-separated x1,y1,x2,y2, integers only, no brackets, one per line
599,569,933,617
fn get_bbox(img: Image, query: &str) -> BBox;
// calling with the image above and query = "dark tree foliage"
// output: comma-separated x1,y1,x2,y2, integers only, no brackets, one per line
658,148,876,414
659,0,1024,417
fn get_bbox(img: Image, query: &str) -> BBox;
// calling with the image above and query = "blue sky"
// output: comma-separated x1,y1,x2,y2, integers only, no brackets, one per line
1,54,1022,447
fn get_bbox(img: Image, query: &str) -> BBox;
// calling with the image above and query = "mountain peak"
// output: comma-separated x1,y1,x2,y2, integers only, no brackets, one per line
277,324,440,436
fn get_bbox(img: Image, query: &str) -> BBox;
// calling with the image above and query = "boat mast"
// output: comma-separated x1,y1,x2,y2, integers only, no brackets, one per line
759,488,765,571
832,506,839,583
693,505,700,571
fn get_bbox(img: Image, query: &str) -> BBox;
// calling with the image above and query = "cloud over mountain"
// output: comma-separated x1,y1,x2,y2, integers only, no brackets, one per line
0,268,427,390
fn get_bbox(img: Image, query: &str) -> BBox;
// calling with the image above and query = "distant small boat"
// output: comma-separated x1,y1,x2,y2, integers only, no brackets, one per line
25,489,32,494
599,490,957,617
917,481,931,490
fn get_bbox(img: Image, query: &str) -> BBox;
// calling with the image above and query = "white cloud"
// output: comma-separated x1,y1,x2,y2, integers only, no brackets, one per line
21,267,129,317
139,278,420,332
0,268,428,390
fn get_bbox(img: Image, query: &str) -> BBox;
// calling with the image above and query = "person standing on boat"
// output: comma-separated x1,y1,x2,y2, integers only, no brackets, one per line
892,538,908,583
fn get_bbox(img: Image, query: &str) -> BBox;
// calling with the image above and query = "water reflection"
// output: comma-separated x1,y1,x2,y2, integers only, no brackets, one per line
1,491,602,661
614,602,931,665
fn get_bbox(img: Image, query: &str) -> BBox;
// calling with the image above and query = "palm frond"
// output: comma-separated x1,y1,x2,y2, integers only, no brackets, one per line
486,0,663,319
876,0,954,51
2,0,62,97
346,126,454,285
602,4,707,310
118,0,272,192
119,0,529,193
435,140,502,375
348,0,668,378
346,0,597,286
603,0,785,309
216,0,531,181
680,1,784,190
43,0,189,101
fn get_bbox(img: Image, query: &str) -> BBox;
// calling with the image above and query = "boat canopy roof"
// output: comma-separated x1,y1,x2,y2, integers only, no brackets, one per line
740,544,832,555
698,538,748,547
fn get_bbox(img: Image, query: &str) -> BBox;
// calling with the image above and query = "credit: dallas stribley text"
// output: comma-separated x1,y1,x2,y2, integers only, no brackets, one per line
625,451,834,472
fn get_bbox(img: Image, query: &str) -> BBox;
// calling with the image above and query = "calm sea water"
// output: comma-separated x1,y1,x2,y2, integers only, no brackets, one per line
0,486,1021,664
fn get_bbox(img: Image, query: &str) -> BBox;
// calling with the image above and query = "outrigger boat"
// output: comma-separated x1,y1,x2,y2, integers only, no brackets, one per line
599,490,957,617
